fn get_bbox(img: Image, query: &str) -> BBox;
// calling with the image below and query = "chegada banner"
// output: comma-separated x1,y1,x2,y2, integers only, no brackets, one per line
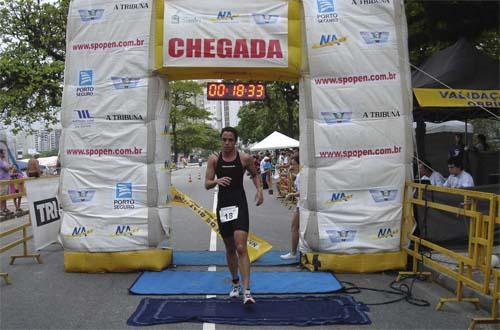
25,177,62,250
163,0,289,67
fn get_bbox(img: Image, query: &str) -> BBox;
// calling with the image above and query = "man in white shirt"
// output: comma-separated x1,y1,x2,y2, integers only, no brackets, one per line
443,157,474,188
418,159,445,186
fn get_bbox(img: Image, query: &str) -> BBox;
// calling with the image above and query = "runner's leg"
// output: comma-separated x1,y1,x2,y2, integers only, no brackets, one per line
234,230,250,290
223,236,239,281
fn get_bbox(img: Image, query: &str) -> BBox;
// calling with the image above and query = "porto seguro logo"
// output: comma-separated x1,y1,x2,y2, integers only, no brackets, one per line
78,9,104,22
114,183,135,209
76,70,94,96
316,0,338,23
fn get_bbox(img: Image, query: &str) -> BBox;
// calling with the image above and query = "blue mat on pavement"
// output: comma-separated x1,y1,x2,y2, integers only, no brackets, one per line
129,270,342,295
127,296,371,326
173,250,299,266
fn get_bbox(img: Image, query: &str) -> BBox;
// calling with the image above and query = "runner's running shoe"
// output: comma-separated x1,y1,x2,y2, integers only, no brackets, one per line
243,290,255,304
229,283,240,298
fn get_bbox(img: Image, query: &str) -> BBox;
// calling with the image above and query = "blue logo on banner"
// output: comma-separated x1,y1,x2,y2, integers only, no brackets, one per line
317,0,334,13
79,70,93,86
78,9,104,21
116,183,132,199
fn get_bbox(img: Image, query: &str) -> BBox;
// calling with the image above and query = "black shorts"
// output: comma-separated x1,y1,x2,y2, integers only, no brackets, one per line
216,190,249,238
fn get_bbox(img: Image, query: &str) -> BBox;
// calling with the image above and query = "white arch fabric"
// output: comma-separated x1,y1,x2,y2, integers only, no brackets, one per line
59,0,171,251
299,0,413,253
250,131,299,151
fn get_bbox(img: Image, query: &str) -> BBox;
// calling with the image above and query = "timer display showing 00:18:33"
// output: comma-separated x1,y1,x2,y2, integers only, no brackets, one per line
207,83,266,101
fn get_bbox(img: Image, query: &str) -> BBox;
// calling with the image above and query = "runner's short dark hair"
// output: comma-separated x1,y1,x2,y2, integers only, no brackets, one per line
220,127,238,141
292,154,300,165
448,156,463,170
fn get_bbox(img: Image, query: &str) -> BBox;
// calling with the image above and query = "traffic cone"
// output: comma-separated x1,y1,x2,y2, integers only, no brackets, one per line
188,174,192,183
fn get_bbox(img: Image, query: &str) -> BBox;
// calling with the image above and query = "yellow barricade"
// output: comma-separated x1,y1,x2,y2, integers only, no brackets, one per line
169,186,272,262
399,182,499,329
0,177,41,284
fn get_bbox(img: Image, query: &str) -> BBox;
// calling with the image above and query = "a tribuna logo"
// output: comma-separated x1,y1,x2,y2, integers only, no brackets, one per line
352,0,390,4
114,3,149,10
105,114,144,121
362,111,400,118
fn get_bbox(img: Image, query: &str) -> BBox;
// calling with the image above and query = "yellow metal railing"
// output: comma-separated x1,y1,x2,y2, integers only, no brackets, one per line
399,181,499,329
0,178,42,284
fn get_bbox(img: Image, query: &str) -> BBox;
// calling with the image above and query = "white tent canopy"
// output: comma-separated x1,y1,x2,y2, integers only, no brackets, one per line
250,131,299,151
412,121,473,134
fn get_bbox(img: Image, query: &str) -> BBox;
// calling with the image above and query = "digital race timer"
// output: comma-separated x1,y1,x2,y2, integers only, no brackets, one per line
207,82,266,101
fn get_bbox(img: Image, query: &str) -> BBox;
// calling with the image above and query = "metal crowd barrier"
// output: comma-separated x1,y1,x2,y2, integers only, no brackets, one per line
0,178,41,284
399,182,499,329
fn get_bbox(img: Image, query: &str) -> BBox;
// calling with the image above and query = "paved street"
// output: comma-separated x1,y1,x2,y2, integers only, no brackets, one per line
0,165,496,329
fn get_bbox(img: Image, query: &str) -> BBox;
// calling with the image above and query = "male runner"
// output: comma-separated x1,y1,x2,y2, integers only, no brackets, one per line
205,127,263,304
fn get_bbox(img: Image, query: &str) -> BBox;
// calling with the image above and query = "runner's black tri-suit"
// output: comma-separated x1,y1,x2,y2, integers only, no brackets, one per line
215,152,249,238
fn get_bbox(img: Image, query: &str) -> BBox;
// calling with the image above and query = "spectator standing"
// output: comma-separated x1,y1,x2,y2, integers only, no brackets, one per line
281,153,301,260
443,156,474,188
472,134,489,152
27,154,41,178
0,149,12,216
9,165,24,214
449,133,465,159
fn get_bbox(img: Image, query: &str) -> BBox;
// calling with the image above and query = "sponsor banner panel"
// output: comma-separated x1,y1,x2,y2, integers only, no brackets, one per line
64,50,151,87
317,216,401,253
66,0,153,42
60,164,149,213
163,0,289,67
302,0,394,21
153,117,171,161
25,177,62,250
59,210,149,252
155,163,172,207
61,125,148,163
413,88,500,108
157,206,172,241
300,162,407,192
312,117,407,160
61,76,153,123
309,82,405,116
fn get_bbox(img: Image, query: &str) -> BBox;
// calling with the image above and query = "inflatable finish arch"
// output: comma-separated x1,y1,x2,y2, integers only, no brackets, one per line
61,0,413,272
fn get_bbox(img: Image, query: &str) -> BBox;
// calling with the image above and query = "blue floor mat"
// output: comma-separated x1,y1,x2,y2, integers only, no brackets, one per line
127,296,371,326
129,270,342,295
173,250,299,266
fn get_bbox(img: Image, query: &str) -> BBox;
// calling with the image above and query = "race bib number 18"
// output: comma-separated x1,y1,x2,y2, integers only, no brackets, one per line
219,206,239,223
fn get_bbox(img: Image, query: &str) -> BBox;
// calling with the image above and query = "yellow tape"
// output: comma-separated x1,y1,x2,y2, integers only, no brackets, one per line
169,186,272,262
413,88,500,108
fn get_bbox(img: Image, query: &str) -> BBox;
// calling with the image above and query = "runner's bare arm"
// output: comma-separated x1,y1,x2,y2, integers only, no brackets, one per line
205,154,231,189
242,153,263,206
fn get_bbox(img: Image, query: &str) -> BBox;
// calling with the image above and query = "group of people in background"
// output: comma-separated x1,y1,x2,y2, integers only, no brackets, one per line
419,132,491,189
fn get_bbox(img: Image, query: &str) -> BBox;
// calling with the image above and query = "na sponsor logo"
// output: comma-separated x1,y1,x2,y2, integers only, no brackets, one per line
70,226,94,237
113,225,140,236
326,229,357,243
325,192,353,205
210,11,240,22
369,189,398,202
252,14,279,24
360,32,389,44
78,9,104,22
68,189,96,203
320,112,352,124
312,34,347,49
111,77,141,89
373,227,399,239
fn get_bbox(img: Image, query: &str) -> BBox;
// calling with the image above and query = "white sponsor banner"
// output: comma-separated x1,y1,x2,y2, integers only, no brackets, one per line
25,177,62,250
59,210,149,252
318,217,401,253
163,0,288,67
66,0,153,42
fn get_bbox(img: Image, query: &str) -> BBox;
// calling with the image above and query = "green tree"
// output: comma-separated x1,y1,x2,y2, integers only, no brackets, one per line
169,80,211,162
0,0,69,133
236,82,299,144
